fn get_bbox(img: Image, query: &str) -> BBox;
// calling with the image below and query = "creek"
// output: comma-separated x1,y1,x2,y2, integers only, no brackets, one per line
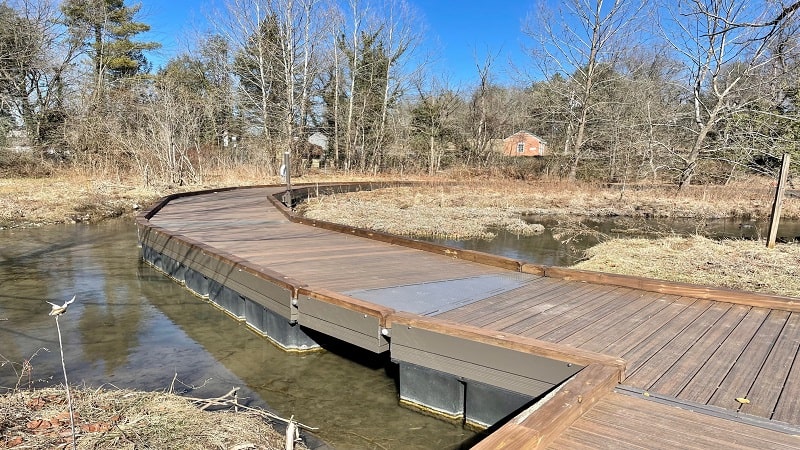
2,215,798,449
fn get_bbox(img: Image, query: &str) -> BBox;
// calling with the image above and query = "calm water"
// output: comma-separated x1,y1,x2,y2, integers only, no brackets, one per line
432,215,800,266
3,216,798,449
0,220,475,449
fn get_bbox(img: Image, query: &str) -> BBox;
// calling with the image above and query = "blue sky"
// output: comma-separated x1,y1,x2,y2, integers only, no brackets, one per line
140,0,533,87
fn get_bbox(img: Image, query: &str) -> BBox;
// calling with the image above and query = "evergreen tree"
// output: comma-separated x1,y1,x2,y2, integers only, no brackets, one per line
62,0,159,83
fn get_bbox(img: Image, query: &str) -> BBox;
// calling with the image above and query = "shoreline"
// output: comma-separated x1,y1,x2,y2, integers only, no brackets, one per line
4,173,798,297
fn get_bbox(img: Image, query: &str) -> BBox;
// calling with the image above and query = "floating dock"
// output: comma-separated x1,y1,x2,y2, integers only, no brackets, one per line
136,184,800,448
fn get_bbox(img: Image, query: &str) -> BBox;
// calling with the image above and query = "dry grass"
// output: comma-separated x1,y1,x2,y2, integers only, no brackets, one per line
299,178,798,240
0,386,306,449
299,184,546,239
299,178,800,298
0,166,395,228
574,236,800,297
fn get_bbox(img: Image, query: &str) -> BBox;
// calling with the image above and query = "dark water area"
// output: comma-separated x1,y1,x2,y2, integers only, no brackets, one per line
430,216,800,266
0,221,474,449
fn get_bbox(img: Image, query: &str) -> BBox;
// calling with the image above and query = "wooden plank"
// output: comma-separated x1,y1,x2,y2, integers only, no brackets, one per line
484,282,611,332
572,393,800,449
623,302,736,387
740,313,800,419
434,277,552,323
548,292,669,346
619,300,717,378
708,309,790,411
596,297,694,357
507,286,628,338
464,280,596,328
388,312,626,378
643,305,753,396
677,307,770,405
473,363,621,450
772,330,800,423
579,295,681,354
545,266,800,312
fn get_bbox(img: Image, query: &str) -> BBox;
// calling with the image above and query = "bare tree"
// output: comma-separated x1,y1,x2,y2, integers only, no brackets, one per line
214,0,327,172
0,0,78,149
523,0,644,181
410,76,462,175
660,0,797,188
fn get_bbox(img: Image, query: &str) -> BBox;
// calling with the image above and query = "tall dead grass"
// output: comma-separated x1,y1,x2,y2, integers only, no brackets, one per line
1,387,305,449
298,178,798,240
575,236,800,297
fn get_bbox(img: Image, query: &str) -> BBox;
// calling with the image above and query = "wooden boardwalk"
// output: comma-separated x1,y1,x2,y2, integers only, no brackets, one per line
138,185,800,448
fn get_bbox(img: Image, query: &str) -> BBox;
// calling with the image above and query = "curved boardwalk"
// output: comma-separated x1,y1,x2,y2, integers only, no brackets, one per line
138,185,800,449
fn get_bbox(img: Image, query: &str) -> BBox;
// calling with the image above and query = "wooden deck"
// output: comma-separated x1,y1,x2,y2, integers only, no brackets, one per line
138,185,800,448
547,391,800,449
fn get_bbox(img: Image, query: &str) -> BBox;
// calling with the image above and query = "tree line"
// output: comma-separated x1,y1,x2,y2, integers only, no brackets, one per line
1,0,798,187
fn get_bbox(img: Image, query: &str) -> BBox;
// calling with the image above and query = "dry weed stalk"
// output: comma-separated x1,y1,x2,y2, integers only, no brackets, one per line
48,295,77,449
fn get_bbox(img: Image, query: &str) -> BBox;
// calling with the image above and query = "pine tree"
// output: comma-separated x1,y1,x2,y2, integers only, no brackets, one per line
62,0,160,83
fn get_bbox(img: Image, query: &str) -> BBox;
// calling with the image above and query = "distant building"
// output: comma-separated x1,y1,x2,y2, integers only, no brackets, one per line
502,131,548,157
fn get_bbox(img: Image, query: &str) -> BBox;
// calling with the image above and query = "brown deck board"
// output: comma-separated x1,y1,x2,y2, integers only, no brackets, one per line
436,277,563,325
773,330,800,424
554,292,671,348
619,299,716,377
433,276,552,323
642,305,753,395
708,309,790,410
506,286,627,337
548,392,800,449
465,280,601,329
677,307,769,405
578,295,681,354
143,186,800,439
596,297,695,357
741,313,800,420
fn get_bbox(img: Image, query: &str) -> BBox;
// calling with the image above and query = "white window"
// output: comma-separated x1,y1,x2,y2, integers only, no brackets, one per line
517,142,525,153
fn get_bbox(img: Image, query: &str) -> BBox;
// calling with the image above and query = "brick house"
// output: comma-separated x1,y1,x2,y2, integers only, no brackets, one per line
502,131,548,157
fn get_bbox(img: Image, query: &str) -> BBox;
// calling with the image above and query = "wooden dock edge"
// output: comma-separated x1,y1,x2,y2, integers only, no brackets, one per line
268,188,525,272
537,265,800,313
270,185,800,312
387,312,626,379
472,363,621,449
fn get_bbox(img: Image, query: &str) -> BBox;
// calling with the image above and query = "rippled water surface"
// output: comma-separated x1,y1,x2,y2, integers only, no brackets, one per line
0,220,475,449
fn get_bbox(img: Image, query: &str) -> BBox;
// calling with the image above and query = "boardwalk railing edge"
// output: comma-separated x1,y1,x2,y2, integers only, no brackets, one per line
386,312,626,379
539,265,800,313
471,363,622,449
268,184,799,313
269,184,525,272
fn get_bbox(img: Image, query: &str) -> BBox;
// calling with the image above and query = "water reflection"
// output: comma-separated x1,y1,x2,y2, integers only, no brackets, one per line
0,221,475,449
432,215,800,266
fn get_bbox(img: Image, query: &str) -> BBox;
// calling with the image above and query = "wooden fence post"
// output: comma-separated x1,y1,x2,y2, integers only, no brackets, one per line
766,153,791,249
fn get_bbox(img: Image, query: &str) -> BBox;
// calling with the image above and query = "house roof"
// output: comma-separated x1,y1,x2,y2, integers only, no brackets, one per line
504,131,547,143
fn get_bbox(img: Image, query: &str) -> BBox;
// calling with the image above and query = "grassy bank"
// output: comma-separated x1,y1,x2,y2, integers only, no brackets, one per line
1,386,308,449
299,178,798,239
0,168,387,228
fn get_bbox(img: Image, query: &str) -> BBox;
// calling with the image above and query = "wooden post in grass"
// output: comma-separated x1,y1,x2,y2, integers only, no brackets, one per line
767,153,791,248
282,151,293,207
